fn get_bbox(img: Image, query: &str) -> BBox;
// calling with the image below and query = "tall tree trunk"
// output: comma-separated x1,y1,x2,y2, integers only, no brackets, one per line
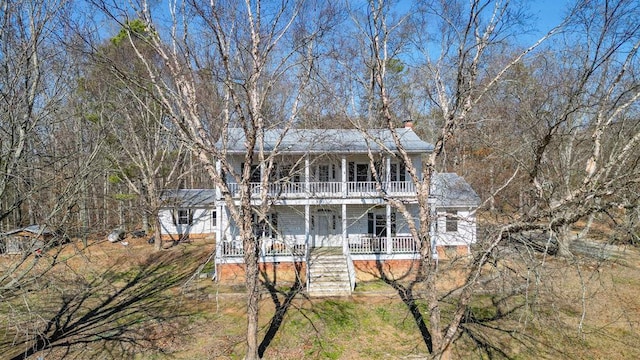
80,176,89,246
242,196,260,359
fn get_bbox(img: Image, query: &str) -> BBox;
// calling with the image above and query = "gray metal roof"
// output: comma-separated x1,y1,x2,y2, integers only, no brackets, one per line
3,225,55,236
160,189,217,208
432,173,481,207
218,128,434,154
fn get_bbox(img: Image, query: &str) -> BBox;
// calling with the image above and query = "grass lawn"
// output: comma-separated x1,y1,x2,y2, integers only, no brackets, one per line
1,236,639,359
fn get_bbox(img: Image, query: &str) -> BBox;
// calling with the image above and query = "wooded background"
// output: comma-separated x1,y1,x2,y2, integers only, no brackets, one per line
2,1,639,358
2,0,638,246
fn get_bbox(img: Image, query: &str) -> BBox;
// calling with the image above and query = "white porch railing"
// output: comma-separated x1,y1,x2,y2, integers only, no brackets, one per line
221,240,244,257
219,238,306,258
225,182,305,197
348,236,386,253
385,181,416,194
391,236,420,253
220,236,418,258
309,181,342,195
348,236,418,254
225,181,415,198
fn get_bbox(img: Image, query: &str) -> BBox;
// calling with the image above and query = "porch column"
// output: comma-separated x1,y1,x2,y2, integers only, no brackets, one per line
386,203,392,254
215,160,222,200
305,155,310,197
385,155,391,191
214,204,224,282
305,204,310,249
429,196,438,260
341,156,347,198
215,204,222,243
342,203,347,254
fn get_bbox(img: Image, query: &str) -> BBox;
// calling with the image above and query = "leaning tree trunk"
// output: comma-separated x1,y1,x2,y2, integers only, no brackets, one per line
556,224,574,257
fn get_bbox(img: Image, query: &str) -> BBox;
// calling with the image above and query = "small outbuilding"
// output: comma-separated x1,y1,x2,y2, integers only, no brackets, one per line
0,225,58,255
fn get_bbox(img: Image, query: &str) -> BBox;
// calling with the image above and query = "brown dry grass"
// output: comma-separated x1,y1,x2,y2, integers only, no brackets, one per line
2,235,639,359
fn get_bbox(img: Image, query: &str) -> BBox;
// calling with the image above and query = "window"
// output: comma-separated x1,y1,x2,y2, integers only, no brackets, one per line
368,212,396,237
253,213,278,238
176,209,193,225
241,163,261,183
375,214,386,237
390,163,406,181
374,160,383,182
356,164,369,182
211,210,217,227
279,164,301,183
446,210,458,232
318,165,329,182
391,212,397,234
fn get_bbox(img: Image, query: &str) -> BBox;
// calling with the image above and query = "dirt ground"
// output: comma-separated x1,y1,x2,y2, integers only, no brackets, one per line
2,235,640,359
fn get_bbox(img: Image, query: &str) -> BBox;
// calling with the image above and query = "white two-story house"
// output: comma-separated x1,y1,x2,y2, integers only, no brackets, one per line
210,126,480,291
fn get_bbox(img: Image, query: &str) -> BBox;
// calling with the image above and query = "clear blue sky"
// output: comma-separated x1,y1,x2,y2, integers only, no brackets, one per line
525,0,572,41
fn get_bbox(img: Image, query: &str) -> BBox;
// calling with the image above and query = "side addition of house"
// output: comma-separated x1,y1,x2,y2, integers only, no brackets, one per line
158,189,217,243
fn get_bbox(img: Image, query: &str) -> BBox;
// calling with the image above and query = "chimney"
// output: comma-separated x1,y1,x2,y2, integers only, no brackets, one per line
403,119,414,130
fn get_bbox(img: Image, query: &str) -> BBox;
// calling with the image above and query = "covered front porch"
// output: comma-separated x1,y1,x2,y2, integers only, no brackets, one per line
215,203,423,263
217,234,420,259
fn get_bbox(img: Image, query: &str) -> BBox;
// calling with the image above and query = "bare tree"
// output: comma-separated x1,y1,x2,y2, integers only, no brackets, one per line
0,0,66,222
343,0,571,358
0,3,110,354
349,0,640,358
87,0,337,358
79,21,187,250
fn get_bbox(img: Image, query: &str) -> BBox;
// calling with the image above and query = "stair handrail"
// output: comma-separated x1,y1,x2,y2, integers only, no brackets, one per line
305,244,311,292
345,247,356,292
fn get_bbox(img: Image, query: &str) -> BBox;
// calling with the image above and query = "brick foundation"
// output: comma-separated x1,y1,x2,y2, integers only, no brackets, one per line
216,262,307,284
353,259,420,281
435,245,470,260
160,233,215,242
215,245,470,285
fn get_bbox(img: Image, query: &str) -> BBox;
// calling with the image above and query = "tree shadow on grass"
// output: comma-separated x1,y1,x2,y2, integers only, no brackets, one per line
364,259,435,353
1,249,207,360
365,257,540,359
257,260,305,358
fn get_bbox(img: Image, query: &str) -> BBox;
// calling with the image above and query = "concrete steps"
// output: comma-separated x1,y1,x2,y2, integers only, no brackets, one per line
307,247,353,297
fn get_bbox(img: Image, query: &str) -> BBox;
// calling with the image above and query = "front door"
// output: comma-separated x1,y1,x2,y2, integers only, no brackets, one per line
313,213,341,247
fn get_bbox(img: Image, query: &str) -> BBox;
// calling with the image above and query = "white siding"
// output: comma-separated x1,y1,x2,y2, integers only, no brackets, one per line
275,206,307,244
344,204,417,237
220,204,422,242
218,203,478,246
434,209,476,246
159,208,216,236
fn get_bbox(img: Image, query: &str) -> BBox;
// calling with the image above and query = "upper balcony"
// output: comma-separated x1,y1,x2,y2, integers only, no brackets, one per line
225,180,416,199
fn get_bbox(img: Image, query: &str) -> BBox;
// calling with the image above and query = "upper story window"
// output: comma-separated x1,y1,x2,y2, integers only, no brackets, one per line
348,162,367,182
277,164,302,183
446,210,458,232
241,163,261,183
318,165,329,182
356,163,369,182
390,163,406,181
315,164,337,182
347,161,407,182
